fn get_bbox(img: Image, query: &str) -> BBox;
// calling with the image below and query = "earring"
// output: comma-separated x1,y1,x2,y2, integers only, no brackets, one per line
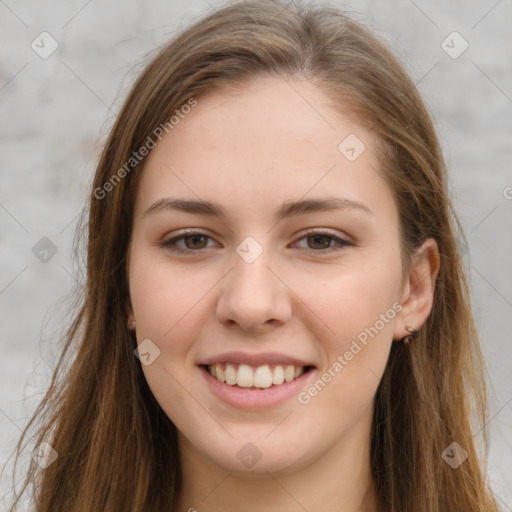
128,319,136,329
403,325,417,344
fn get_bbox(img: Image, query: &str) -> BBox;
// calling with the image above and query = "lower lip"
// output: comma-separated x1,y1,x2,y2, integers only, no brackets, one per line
199,366,315,410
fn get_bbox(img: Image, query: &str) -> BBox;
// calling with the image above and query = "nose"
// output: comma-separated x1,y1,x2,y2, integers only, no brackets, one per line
215,249,293,333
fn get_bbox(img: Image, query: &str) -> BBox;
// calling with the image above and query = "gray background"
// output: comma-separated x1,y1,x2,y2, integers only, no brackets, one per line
1,0,511,510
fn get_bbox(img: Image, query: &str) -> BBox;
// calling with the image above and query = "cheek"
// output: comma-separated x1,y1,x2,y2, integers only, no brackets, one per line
128,249,212,344
293,270,397,441
291,252,401,346
129,261,205,433
128,252,197,390
293,250,401,394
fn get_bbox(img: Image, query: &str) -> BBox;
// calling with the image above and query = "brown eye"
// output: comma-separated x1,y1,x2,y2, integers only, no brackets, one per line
293,231,352,253
182,234,209,250
306,234,333,250
160,231,217,253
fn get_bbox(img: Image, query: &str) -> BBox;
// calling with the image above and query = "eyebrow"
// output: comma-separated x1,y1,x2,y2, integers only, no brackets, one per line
143,196,373,219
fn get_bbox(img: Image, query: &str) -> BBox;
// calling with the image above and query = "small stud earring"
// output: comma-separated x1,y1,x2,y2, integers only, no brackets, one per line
129,319,136,329
403,325,417,344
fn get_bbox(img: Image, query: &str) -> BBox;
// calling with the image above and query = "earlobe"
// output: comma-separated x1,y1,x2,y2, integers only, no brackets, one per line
127,311,136,330
126,298,136,330
393,238,440,342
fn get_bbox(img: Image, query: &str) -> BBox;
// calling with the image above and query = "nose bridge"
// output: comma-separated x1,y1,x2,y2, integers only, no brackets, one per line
216,239,291,330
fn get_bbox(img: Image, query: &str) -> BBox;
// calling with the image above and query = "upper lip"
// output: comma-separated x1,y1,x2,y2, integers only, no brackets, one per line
198,351,316,368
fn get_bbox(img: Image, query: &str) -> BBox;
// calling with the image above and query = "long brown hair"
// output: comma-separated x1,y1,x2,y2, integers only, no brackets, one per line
8,1,500,510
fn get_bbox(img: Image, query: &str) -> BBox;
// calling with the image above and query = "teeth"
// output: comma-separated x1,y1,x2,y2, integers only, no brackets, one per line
237,364,253,388
208,363,307,388
284,365,295,382
254,365,273,388
225,363,237,385
272,365,284,385
216,365,226,383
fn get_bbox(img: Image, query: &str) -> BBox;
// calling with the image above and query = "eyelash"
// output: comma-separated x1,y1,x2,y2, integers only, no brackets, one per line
159,229,352,254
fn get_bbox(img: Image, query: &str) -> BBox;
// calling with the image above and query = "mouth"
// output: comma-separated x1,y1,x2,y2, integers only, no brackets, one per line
197,351,317,409
202,363,315,389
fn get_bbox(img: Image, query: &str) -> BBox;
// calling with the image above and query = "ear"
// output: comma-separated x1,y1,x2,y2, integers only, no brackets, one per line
393,238,440,342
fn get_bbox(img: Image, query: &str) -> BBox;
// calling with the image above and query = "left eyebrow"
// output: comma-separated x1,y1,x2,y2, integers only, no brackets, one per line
143,196,374,219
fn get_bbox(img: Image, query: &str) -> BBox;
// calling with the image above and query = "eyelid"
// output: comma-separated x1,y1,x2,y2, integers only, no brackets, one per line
160,228,352,253
161,229,220,251
295,227,352,243
292,228,352,251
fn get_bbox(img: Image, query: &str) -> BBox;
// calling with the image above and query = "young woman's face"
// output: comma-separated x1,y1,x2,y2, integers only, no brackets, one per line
127,77,408,475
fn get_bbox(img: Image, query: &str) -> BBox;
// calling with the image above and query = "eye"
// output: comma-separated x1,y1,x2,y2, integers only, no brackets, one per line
292,230,352,252
159,229,352,254
160,230,219,253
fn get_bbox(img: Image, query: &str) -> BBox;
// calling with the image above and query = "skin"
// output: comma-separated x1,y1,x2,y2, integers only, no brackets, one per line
126,76,440,512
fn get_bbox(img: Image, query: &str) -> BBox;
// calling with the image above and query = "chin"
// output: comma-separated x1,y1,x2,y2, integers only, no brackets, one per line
203,433,313,476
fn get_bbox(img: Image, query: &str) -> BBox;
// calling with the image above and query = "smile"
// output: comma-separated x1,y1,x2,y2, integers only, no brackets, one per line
207,363,310,389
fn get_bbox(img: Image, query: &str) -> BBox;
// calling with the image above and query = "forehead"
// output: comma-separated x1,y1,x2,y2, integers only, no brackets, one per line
135,77,395,224
156,78,362,165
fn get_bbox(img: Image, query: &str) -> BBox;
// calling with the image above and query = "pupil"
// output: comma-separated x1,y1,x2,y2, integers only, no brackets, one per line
309,235,330,249
187,235,207,249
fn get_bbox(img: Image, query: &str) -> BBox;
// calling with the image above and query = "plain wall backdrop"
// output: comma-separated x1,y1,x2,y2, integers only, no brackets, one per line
1,0,511,510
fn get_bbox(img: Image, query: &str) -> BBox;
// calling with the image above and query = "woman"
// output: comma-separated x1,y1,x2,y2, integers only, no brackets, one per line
10,1,501,510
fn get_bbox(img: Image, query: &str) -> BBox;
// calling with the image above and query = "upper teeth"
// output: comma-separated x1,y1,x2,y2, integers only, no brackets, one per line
208,363,305,388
